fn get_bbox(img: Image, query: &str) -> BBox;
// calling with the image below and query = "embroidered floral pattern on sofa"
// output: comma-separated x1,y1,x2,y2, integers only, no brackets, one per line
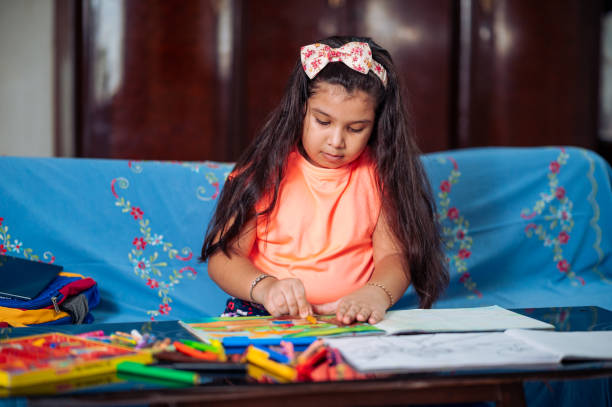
520,148,581,285
127,160,231,201
111,177,198,320
436,157,481,298
0,217,55,263
111,160,232,320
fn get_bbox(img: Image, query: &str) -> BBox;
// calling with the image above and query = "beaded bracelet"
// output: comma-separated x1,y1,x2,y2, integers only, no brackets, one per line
367,282,394,308
249,274,276,302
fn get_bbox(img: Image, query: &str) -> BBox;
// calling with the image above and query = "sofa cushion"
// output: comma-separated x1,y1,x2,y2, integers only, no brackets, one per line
1,146,610,323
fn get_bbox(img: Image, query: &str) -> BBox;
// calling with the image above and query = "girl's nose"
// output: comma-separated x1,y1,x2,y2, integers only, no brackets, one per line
328,128,345,149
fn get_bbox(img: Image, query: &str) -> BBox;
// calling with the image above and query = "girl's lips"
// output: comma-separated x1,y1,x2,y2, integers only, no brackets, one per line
322,152,343,162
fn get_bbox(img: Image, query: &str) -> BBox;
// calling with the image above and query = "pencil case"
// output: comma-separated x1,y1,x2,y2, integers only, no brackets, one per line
0,272,99,327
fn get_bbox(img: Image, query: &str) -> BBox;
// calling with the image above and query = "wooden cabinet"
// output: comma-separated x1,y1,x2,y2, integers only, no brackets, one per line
65,0,603,161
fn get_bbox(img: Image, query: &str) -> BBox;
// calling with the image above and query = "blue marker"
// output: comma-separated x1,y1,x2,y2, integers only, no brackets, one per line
253,345,290,364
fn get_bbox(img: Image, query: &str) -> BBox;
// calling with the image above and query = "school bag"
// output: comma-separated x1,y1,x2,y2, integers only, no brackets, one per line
0,272,99,327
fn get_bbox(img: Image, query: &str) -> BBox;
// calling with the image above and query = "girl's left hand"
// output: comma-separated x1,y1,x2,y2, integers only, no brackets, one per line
314,285,389,325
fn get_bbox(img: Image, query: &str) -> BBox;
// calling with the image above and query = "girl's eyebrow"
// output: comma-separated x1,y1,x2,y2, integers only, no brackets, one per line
311,107,372,124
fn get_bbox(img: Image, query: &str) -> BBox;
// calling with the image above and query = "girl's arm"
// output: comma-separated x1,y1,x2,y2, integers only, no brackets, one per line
207,218,312,317
332,208,411,324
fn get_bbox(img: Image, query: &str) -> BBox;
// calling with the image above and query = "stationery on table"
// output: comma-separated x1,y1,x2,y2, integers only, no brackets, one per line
324,329,612,374
0,333,153,387
181,306,553,346
180,314,383,343
116,361,211,385
372,305,555,334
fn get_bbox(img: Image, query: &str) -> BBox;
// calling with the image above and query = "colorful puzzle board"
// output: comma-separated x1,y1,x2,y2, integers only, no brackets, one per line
0,333,153,387
182,315,383,341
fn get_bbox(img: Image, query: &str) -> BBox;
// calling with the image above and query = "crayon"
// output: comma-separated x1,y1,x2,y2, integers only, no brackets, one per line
280,340,295,364
296,346,328,381
296,338,324,365
179,339,220,354
252,345,290,364
222,336,316,349
306,315,317,324
168,362,247,373
245,345,297,382
173,341,220,361
116,361,207,385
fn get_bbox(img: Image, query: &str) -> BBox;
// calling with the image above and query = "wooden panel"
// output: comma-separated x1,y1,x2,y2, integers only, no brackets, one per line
354,0,455,153
243,0,454,154
242,0,351,147
78,0,232,161
461,0,602,148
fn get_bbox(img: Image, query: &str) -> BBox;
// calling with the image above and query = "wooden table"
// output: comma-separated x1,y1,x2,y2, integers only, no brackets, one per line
26,362,612,407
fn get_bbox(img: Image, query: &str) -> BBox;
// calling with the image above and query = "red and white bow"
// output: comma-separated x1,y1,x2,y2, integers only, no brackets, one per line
300,42,388,87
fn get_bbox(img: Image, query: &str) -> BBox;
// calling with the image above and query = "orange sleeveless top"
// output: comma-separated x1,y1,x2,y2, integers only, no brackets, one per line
250,150,381,304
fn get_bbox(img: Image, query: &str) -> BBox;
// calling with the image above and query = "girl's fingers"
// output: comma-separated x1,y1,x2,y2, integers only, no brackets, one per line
291,284,311,318
339,302,361,325
282,290,299,316
368,309,384,324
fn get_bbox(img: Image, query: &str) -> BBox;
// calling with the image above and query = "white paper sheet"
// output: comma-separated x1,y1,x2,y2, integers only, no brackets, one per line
325,332,561,373
374,305,554,334
505,329,612,360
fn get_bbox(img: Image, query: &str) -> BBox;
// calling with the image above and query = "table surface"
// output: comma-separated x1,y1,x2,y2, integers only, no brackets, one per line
2,306,612,406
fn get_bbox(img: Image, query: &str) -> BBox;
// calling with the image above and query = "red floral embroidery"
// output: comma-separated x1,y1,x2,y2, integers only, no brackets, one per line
158,303,171,315
146,278,159,289
522,149,579,284
0,244,6,255
437,156,480,298
458,249,471,259
549,161,560,173
555,187,566,200
557,260,569,273
440,180,451,192
130,207,144,220
0,217,3,226
132,237,147,250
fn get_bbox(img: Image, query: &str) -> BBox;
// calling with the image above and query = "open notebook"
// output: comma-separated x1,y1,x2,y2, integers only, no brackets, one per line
325,330,612,373
373,305,555,334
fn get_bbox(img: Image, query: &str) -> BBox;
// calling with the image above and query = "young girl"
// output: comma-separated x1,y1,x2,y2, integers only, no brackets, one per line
201,36,448,324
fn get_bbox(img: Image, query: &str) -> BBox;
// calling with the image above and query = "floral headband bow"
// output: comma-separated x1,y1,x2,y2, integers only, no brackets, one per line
300,42,388,87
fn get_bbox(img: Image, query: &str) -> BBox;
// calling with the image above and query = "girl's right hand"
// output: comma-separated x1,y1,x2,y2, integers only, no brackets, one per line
259,278,312,318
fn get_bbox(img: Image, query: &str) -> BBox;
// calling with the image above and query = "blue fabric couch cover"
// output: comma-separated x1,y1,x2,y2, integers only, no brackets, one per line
1,146,611,406
1,146,610,322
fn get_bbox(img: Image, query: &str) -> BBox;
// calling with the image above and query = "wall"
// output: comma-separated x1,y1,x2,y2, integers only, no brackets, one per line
0,0,54,157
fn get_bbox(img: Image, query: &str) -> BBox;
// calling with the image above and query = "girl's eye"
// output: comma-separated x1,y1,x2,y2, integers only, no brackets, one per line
316,118,330,126
349,127,365,133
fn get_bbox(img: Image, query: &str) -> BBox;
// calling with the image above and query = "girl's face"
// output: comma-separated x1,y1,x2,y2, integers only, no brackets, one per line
301,82,376,169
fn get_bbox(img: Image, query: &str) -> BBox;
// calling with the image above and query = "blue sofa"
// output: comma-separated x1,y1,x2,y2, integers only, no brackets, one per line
1,146,611,323
1,146,611,405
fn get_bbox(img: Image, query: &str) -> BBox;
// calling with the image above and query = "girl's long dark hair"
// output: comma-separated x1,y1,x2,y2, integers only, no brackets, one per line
201,36,448,308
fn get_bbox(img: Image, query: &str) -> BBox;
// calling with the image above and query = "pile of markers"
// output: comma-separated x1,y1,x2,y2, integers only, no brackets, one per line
240,338,370,383
78,328,370,383
77,329,172,352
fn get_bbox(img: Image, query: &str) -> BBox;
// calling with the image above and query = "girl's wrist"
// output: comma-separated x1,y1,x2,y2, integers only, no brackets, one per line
365,282,394,309
249,273,277,304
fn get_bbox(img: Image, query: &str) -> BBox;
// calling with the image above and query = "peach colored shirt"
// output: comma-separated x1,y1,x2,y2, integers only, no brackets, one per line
250,150,381,304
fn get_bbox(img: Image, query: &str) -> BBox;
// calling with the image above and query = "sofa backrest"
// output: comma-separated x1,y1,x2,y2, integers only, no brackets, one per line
1,146,611,323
